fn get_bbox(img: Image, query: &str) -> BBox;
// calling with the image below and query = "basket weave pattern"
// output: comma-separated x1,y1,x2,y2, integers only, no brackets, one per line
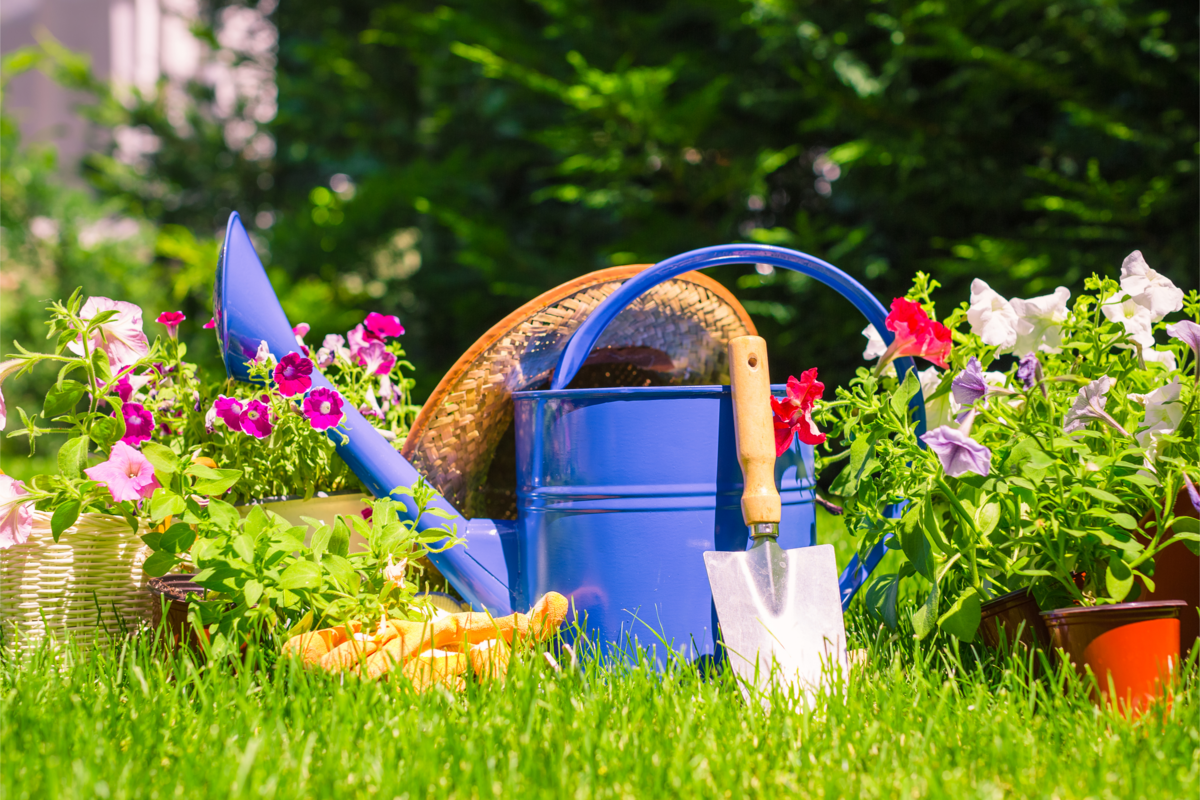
0,511,154,646
402,267,754,519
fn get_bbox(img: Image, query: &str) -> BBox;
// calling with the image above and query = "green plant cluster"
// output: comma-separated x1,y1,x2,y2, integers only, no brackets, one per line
139,471,460,658
819,274,1199,641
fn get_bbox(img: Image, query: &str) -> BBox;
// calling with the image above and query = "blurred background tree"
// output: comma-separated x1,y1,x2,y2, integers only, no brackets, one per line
3,0,1197,475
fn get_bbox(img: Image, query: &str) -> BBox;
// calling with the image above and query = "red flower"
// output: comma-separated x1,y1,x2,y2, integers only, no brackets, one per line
879,298,952,370
156,311,186,339
770,368,826,456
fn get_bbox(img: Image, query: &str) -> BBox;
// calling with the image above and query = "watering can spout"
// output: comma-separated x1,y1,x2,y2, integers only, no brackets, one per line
214,212,515,614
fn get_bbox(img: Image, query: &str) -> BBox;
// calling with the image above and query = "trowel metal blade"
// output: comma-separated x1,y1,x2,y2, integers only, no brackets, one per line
703,542,848,703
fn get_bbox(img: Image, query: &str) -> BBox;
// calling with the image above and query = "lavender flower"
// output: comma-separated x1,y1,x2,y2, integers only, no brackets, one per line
1167,321,1200,357
1063,376,1129,437
1185,474,1200,515
920,425,992,478
951,357,988,406
1016,354,1041,390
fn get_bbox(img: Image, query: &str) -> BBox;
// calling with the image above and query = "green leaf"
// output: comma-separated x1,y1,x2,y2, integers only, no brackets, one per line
891,370,922,420
1105,558,1134,602
864,567,912,631
91,347,112,383
142,551,178,578
243,578,264,607
90,415,125,450
141,442,180,476
922,495,952,555
911,580,940,640
290,609,315,637
900,506,934,580
278,561,321,590
329,518,351,558
148,490,186,523
233,533,255,565
840,434,878,497
57,437,89,478
975,500,1001,537
243,506,267,539
50,500,81,541
1107,512,1139,530
1082,487,1122,505
206,499,239,531
310,524,332,559
938,588,981,642
322,554,355,590
190,466,242,496
1004,438,1053,482
140,531,162,550
43,382,85,419
160,523,196,554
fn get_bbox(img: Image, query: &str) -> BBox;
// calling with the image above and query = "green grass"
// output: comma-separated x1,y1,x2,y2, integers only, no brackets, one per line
3,614,1196,800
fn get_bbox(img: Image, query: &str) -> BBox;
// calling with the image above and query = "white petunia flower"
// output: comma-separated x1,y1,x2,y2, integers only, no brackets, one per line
1129,380,1183,462
1102,294,1155,345
1120,251,1183,321
919,366,959,429
967,279,1019,351
861,325,896,377
1010,287,1071,357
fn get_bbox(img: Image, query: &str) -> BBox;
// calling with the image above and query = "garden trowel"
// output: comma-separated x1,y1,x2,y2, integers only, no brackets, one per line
703,336,848,702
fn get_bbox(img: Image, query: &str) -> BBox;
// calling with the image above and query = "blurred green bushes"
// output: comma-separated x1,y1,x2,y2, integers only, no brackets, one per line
2,0,1197,477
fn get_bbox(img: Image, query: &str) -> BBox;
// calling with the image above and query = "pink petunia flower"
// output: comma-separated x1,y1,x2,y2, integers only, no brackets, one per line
347,324,374,359
84,441,161,503
360,506,373,521
876,298,953,373
293,322,310,340
120,402,155,446
0,475,35,549
203,317,216,330
355,340,397,376
273,352,314,397
770,369,827,456
303,387,345,430
239,399,273,438
67,297,150,371
365,312,405,339
156,311,186,339
212,395,245,429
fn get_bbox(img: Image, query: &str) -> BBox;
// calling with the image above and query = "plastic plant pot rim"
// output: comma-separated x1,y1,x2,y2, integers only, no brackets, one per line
1040,599,1187,625
981,586,1036,614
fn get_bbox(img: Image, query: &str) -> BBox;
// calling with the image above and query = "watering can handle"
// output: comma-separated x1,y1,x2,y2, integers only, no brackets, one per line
550,244,925,610
551,244,923,415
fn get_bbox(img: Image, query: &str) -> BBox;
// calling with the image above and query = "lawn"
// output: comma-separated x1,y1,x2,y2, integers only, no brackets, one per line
3,511,1197,799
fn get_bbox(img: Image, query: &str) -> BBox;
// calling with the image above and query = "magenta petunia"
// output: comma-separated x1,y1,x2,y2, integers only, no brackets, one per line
239,399,272,438
347,324,375,358
203,317,216,330
273,352,314,397
212,395,245,429
156,311,186,339
84,441,161,503
119,402,155,446
355,340,397,376
303,387,345,430
293,322,310,339
365,312,405,339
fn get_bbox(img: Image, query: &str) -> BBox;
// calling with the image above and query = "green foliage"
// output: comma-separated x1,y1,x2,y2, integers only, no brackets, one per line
140,480,460,657
818,272,1199,640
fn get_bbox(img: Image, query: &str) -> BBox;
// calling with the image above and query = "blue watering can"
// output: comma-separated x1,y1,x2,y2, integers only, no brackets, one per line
214,212,923,660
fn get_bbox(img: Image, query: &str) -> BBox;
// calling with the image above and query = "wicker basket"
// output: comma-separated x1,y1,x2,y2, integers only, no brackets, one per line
0,511,155,648
402,265,756,521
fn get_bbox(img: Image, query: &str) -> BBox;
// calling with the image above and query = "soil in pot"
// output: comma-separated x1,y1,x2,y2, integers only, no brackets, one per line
1136,489,1199,657
1042,600,1186,716
979,587,1048,651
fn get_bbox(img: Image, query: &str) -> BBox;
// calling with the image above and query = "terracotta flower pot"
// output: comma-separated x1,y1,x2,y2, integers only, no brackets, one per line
1041,600,1186,716
979,587,1048,651
149,573,207,650
1136,489,1199,656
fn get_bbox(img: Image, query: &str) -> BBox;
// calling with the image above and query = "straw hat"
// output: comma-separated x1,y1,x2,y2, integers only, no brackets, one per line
401,265,756,521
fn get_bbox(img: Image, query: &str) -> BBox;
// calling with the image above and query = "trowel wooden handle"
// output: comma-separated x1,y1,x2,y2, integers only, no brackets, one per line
729,336,781,526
